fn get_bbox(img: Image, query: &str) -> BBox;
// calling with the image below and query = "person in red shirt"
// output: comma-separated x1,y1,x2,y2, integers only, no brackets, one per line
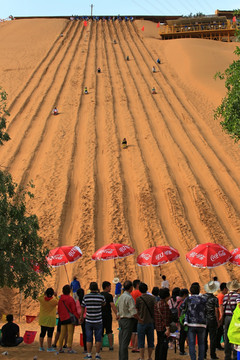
216,282,228,350
58,285,80,354
131,279,141,353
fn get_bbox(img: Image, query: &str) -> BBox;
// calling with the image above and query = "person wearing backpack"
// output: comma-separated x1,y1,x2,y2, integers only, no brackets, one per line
222,280,240,360
203,281,220,360
178,288,189,356
136,282,155,360
168,287,180,349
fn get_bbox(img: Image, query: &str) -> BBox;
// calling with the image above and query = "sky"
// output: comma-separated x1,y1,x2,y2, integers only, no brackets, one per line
1,0,240,19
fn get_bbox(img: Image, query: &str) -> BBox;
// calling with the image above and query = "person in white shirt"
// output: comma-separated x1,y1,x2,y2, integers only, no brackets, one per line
161,275,169,289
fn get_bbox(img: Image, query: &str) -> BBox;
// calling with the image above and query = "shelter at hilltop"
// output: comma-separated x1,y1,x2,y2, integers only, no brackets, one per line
159,14,239,42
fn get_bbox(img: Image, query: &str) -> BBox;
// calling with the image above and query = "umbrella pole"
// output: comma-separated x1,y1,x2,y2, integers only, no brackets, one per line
209,268,212,281
64,264,70,284
19,291,22,322
159,265,162,277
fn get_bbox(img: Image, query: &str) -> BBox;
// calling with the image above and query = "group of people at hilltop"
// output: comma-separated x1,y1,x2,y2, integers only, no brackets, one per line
1,275,240,360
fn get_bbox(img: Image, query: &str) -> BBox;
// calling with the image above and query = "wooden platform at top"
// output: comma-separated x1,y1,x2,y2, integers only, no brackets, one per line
160,28,236,42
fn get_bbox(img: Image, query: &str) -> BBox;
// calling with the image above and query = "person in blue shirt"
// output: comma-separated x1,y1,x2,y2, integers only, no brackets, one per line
113,278,122,304
70,276,81,301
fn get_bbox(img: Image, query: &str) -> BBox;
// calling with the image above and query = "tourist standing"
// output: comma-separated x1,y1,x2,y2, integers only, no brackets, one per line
203,281,220,360
178,288,189,356
101,281,118,351
223,280,240,360
131,279,141,353
58,284,79,354
216,282,228,350
136,282,155,360
161,275,169,289
183,283,207,360
117,280,142,360
154,287,171,360
81,282,105,360
38,287,58,352
70,276,81,302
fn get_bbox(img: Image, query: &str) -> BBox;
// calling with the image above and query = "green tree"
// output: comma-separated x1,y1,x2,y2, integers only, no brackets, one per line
214,15,240,143
0,88,10,145
0,88,51,298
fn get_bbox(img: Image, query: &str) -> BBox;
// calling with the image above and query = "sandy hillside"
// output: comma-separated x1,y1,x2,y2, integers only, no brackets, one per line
0,18,240,321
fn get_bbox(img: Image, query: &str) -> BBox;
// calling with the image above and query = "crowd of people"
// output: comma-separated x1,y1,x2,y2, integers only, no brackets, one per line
1,275,240,360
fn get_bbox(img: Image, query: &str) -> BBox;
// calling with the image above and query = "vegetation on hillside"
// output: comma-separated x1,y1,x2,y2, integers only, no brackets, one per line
214,10,240,143
0,87,51,299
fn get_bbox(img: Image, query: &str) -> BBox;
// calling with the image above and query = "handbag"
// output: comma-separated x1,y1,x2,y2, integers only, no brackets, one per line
62,301,79,325
140,296,154,321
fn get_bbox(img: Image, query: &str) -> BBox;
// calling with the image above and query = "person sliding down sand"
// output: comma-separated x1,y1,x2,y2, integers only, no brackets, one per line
52,106,58,115
122,138,127,149
97,67,101,73
152,66,156,73
152,87,157,94
84,87,88,94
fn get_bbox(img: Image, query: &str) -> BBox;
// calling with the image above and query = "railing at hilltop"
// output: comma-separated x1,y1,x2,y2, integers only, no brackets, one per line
159,19,239,41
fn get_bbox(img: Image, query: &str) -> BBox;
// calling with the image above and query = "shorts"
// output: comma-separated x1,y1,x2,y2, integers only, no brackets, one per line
102,315,113,335
85,322,103,343
40,326,54,338
137,322,154,349
132,318,138,333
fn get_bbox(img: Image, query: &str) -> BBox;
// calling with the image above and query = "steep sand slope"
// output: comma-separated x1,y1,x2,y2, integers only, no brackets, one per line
0,19,239,317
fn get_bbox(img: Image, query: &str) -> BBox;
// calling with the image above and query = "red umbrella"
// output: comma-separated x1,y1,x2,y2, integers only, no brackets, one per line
229,248,240,265
92,243,135,261
46,246,82,282
137,246,180,267
186,242,232,268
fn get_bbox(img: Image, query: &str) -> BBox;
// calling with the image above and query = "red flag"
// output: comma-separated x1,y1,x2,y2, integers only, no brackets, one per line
157,22,160,28
84,20,87,27
26,315,36,323
233,16,236,22
23,331,37,344
141,26,144,31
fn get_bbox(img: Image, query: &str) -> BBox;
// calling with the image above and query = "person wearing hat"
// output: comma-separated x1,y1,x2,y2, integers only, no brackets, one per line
223,280,240,360
203,281,220,360
113,277,122,304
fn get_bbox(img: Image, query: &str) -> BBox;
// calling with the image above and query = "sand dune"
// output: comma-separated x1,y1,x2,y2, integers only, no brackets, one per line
0,19,240,320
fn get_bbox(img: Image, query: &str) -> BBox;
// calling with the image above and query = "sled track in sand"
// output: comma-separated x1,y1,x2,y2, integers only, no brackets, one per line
124,21,240,279
110,21,197,287
2,20,240,312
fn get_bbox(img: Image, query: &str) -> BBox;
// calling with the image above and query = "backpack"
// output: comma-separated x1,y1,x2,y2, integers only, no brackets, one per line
179,299,189,332
170,299,179,323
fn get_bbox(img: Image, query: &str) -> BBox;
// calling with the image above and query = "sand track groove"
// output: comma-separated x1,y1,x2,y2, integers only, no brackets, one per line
0,19,239,315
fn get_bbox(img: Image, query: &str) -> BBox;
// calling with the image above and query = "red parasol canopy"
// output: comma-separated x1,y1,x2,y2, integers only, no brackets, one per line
92,243,135,261
186,242,232,268
137,246,179,266
46,246,82,267
229,248,240,266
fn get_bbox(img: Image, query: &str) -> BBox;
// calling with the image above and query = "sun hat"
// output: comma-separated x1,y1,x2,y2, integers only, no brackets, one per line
113,277,120,284
204,280,220,293
226,279,240,291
